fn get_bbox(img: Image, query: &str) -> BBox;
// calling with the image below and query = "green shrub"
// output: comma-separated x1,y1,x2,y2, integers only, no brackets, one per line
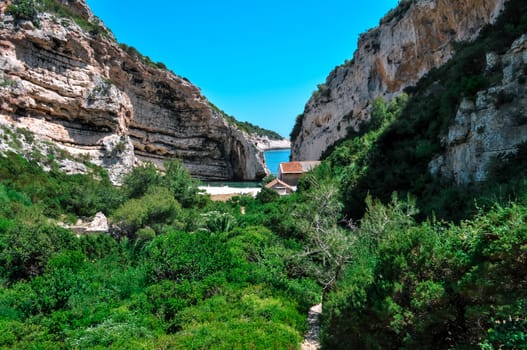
144,230,232,283
7,0,39,24
41,0,111,37
290,113,304,142
0,223,78,282
200,211,237,233
171,289,304,349
111,187,179,236
163,159,202,208
256,186,279,203
121,162,161,199
77,235,113,261
322,194,527,349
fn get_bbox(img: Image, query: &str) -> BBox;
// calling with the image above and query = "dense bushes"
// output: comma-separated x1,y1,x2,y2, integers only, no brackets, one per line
7,0,39,24
322,196,527,349
314,1,527,348
0,152,120,220
8,0,111,36
145,230,232,283
0,222,78,282
0,152,321,348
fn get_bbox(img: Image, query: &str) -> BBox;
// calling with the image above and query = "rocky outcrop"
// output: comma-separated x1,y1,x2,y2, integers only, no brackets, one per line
0,117,134,183
67,212,109,234
249,135,291,151
0,0,267,182
429,34,527,184
292,0,507,161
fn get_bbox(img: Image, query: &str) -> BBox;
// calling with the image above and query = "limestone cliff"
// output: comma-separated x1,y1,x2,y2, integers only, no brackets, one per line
0,0,267,182
429,34,527,184
291,0,507,161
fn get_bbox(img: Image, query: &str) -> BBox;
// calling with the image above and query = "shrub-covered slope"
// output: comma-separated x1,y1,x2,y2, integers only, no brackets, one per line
311,0,527,348
0,151,325,349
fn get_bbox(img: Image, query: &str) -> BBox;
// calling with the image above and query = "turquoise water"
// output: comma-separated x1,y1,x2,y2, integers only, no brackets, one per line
264,149,291,176
200,149,291,188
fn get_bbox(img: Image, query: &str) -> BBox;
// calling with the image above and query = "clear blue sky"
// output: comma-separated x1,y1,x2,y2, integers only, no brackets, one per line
85,0,399,138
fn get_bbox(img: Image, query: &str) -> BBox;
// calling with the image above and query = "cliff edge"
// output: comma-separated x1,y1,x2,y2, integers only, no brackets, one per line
0,0,268,182
291,0,506,161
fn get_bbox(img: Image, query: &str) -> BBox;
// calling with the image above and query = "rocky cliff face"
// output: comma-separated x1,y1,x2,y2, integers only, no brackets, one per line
429,34,527,184
0,0,267,182
292,0,507,161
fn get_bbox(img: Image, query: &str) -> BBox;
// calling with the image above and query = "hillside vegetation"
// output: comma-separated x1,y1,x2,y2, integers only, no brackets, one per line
306,0,527,347
209,102,285,140
0,150,325,349
318,0,527,222
1,0,527,349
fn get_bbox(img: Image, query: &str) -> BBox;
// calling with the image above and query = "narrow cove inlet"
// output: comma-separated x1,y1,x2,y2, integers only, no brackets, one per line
264,148,291,176
198,149,291,201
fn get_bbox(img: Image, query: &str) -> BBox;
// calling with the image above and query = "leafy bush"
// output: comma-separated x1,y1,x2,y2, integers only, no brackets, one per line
256,186,280,203
41,0,111,37
7,0,39,24
322,195,527,349
121,160,203,208
170,287,305,349
111,186,180,236
144,230,232,283
0,152,120,219
163,159,202,208
200,211,237,233
0,223,78,282
122,162,161,199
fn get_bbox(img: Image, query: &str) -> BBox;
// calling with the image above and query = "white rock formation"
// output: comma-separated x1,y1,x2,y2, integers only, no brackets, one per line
292,0,507,161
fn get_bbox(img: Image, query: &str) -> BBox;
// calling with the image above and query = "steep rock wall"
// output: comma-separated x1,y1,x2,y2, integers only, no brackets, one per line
429,34,527,184
292,0,506,161
0,0,267,181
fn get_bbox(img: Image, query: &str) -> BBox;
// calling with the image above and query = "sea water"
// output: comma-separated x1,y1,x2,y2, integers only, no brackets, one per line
264,149,291,176
201,149,291,188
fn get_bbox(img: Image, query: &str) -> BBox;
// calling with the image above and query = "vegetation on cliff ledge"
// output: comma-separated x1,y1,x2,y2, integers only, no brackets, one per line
209,102,284,140
8,0,110,36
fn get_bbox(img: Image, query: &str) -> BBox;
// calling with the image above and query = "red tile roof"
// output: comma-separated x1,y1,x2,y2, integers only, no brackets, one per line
279,162,303,173
279,161,321,174
265,178,294,190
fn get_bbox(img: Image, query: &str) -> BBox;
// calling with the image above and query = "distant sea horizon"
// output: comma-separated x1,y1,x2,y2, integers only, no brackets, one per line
264,149,291,176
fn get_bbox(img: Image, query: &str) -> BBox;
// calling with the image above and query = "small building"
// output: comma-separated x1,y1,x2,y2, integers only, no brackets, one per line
278,161,321,187
265,178,294,196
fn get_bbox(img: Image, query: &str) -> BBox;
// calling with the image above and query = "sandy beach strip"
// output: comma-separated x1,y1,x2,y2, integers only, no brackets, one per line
199,186,261,196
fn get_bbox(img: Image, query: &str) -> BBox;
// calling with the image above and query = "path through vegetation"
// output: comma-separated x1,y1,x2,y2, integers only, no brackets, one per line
301,303,322,350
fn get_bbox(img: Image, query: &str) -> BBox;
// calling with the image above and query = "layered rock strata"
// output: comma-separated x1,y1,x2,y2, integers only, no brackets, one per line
429,35,527,184
0,0,267,182
292,0,507,161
